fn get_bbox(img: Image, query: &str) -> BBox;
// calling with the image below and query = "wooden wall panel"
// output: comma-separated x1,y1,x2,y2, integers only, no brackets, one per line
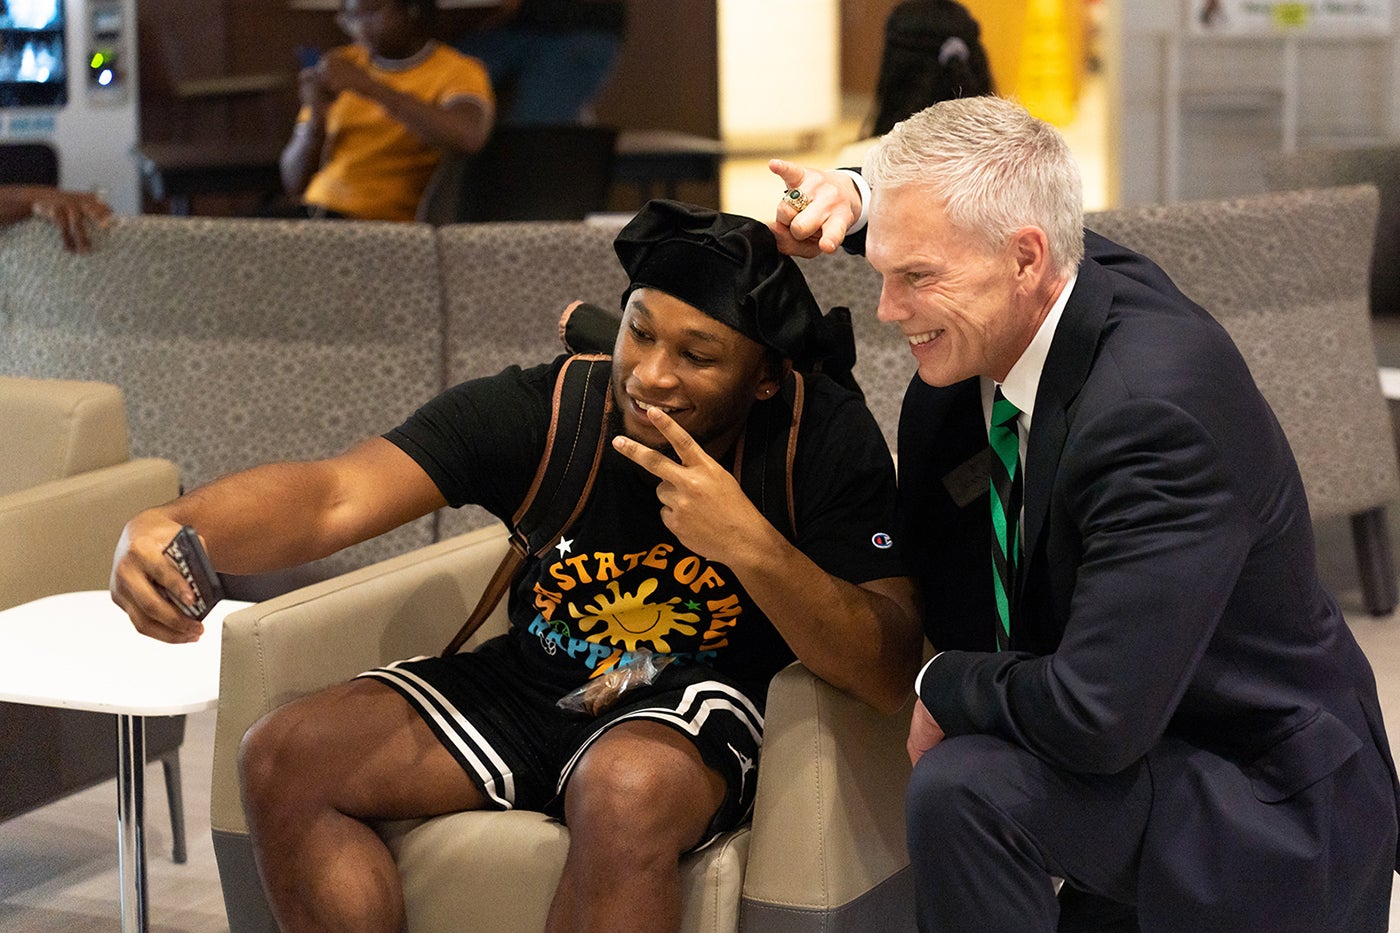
594,0,719,137
842,0,900,98
140,0,720,144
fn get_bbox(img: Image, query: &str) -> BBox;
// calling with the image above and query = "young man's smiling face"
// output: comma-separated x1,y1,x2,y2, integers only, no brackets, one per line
610,288,780,457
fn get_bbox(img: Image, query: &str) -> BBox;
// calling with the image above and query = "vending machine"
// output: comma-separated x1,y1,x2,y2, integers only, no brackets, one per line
1,0,140,214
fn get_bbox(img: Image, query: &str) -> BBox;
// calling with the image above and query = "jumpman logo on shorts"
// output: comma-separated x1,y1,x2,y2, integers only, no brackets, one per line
728,742,755,796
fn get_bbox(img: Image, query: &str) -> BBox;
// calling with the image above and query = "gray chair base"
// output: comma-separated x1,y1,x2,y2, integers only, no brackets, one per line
0,707,187,862
1352,506,1398,616
214,830,277,933
739,867,915,932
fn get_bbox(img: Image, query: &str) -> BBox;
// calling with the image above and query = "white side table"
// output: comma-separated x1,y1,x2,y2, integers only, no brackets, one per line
0,591,250,933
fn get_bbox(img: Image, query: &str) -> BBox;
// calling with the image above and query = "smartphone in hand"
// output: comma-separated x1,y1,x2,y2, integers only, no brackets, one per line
162,525,224,620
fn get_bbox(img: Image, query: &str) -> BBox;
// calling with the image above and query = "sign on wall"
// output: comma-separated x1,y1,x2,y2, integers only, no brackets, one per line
1191,0,1392,35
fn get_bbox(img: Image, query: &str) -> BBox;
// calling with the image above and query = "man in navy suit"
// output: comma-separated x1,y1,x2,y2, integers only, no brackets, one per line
770,95,1400,931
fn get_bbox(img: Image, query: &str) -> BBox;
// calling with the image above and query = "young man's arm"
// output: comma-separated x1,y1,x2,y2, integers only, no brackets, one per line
613,408,923,715
111,437,446,644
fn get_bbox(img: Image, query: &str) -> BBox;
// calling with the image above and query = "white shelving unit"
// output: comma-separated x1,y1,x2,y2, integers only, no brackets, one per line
1118,0,1399,206
1163,31,1397,202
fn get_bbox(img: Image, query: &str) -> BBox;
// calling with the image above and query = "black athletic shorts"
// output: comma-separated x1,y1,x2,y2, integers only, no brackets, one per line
357,633,764,843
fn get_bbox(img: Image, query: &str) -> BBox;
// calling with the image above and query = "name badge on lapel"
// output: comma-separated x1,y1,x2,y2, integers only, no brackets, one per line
943,448,992,508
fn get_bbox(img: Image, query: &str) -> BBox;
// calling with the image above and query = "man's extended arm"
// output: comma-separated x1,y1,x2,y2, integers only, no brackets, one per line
111,437,447,644
767,159,865,258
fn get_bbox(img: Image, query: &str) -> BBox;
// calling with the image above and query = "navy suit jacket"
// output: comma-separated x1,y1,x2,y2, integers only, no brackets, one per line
899,231,1400,925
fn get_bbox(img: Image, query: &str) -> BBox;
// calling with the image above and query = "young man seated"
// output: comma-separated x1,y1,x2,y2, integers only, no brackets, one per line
110,199,922,932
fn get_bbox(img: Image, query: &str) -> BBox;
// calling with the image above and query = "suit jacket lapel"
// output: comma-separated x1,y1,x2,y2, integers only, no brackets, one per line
1020,257,1113,577
898,373,999,650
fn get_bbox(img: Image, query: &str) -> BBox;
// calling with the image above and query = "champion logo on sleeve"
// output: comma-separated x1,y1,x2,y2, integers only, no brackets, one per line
871,532,894,549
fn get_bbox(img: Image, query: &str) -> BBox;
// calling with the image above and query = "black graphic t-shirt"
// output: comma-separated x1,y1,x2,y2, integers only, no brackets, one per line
385,356,906,701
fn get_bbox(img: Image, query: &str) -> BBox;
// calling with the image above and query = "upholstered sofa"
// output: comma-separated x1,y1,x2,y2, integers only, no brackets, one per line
2,184,1395,931
7,189,1386,584
0,213,911,587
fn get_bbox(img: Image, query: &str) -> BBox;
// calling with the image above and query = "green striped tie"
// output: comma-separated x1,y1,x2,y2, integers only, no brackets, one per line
989,387,1022,652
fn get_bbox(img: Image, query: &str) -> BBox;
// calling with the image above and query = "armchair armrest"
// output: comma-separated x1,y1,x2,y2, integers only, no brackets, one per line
0,457,180,610
211,524,511,836
742,663,915,923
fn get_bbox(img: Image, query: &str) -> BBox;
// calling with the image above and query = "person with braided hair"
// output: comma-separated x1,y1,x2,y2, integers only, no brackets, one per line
839,0,994,168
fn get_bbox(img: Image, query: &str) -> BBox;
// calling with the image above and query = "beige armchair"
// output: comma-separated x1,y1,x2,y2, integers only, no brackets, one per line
212,525,918,932
0,376,180,608
0,377,190,857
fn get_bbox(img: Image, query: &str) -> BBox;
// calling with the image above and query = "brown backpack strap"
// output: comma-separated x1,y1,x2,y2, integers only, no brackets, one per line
440,534,527,657
512,354,613,556
440,354,614,656
731,371,804,543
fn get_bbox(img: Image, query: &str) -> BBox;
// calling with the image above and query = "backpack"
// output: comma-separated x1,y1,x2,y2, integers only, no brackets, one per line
440,300,833,656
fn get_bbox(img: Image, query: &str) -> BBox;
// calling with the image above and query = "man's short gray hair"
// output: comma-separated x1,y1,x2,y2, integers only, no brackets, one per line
864,96,1085,278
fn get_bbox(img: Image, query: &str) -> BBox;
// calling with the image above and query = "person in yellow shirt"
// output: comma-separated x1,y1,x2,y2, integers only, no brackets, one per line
281,0,495,222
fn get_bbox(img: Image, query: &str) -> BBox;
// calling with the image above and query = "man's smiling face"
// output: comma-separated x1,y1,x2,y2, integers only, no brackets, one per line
866,185,1030,386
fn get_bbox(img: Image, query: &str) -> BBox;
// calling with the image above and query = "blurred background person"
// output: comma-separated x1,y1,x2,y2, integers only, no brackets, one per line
280,0,494,222
452,0,625,126
838,0,994,167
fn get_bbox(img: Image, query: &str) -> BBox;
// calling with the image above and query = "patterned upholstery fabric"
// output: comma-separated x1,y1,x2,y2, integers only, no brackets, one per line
1087,184,1400,520
1262,144,1400,317
795,249,910,451
435,221,630,540
6,190,1385,583
0,216,442,573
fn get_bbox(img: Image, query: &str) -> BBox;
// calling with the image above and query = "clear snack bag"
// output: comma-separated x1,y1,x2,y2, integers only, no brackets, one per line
557,648,675,716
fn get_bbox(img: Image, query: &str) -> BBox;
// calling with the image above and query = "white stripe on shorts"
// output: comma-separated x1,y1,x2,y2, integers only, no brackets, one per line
556,679,765,795
360,660,516,808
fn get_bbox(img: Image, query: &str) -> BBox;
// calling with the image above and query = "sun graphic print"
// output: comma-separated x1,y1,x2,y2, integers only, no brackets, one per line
569,577,700,652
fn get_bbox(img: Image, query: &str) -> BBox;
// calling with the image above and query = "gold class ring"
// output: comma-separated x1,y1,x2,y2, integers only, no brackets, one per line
783,188,814,213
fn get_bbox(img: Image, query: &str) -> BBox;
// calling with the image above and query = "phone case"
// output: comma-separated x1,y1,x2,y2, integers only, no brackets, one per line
162,525,224,620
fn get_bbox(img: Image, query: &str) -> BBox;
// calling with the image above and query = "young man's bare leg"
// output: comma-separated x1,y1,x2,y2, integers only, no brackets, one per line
544,721,729,933
239,677,488,932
